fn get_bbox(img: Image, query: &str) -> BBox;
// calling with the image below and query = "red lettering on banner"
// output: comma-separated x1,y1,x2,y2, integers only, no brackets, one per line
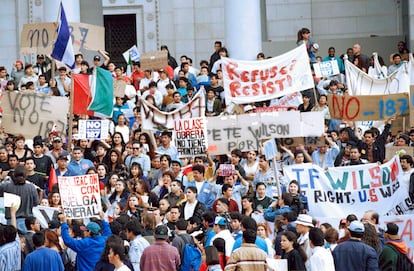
280,65,287,75
289,59,297,71
240,71,249,82
251,70,259,82
401,219,413,241
390,158,400,181
270,66,277,78
332,95,361,120
174,118,204,131
229,81,241,97
260,69,269,81
368,166,381,188
226,62,239,80
267,81,276,94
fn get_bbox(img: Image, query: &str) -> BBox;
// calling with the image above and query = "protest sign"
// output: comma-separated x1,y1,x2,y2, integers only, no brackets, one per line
275,136,325,147
254,105,297,112
20,22,105,55
207,111,324,155
2,92,68,138
313,60,340,77
77,119,110,140
58,174,102,219
345,59,410,95
385,146,414,161
263,139,278,160
410,86,414,127
328,93,409,121
122,45,140,63
271,92,303,107
222,44,313,104
32,205,61,229
283,156,409,218
4,193,20,209
113,79,127,98
140,51,168,71
140,88,206,130
174,117,208,157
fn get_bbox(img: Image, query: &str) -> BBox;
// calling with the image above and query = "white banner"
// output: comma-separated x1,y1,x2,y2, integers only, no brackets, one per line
77,119,110,139
174,117,208,157
222,44,314,104
283,156,410,219
140,88,206,130
345,59,410,95
207,111,324,155
58,174,102,219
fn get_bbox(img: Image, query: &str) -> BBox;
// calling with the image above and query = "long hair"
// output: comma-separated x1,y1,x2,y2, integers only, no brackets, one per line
44,229,62,252
213,238,227,267
99,234,126,262
281,231,308,262
361,223,380,252
296,28,310,44
205,246,220,266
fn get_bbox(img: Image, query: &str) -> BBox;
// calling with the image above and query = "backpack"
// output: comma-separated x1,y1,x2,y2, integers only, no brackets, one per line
387,244,414,271
178,235,202,271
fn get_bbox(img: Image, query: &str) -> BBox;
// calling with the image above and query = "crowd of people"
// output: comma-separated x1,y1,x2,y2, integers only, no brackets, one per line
0,28,413,271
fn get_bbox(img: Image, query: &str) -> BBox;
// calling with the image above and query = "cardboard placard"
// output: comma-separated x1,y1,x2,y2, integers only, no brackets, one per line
77,119,110,140
113,79,127,98
385,146,414,161
58,174,102,219
328,93,409,121
20,22,105,55
276,136,325,147
2,92,68,138
140,51,168,71
312,60,340,77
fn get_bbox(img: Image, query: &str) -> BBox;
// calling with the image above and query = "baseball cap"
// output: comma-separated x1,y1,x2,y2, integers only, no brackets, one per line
57,153,68,161
93,55,101,61
214,217,227,226
385,223,399,235
349,221,365,233
80,222,101,234
244,105,255,113
53,136,62,142
171,159,182,166
154,225,169,240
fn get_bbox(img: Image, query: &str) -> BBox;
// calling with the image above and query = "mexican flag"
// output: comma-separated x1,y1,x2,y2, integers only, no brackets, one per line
73,67,114,117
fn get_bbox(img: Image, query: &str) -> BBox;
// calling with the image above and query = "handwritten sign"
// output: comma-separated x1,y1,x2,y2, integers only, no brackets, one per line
77,120,110,140
254,105,297,112
263,139,278,160
32,205,60,229
2,92,68,138
385,146,414,161
207,111,324,155
328,93,409,121
275,137,325,147
283,156,408,218
58,174,102,219
312,60,340,77
20,22,105,55
222,44,314,104
410,86,414,127
140,88,206,130
174,117,208,157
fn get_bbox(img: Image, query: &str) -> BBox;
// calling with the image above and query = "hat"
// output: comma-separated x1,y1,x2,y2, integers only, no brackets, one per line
385,223,399,235
294,214,314,228
171,159,182,166
93,55,101,61
80,222,101,234
349,221,365,233
37,54,45,59
244,105,255,113
214,217,227,226
15,60,23,66
154,225,169,240
57,153,68,161
53,136,62,142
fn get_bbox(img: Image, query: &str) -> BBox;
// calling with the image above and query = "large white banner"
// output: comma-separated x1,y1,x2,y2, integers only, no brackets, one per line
283,156,410,218
58,174,102,219
207,111,324,154
140,88,206,130
222,44,314,104
345,59,410,95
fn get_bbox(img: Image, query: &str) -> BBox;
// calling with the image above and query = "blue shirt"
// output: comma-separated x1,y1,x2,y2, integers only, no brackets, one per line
0,234,21,271
232,235,268,254
23,247,64,271
264,205,292,222
67,158,94,176
157,145,178,161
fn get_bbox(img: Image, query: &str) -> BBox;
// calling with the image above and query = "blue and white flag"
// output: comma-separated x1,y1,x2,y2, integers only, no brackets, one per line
51,3,75,68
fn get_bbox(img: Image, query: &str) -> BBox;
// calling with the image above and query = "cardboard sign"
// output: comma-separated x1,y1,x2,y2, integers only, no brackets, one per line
312,60,340,77
385,146,414,161
254,105,297,112
410,86,414,127
174,117,208,157
2,92,68,138
20,22,105,55
207,111,324,155
113,79,127,98
140,88,206,130
58,174,102,219
222,44,314,104
140,51,168,71
77,119,110,140
328,93,409,121
263,139,278,160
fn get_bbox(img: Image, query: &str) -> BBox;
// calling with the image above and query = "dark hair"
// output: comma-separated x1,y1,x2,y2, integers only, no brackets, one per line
25,216,37,230
217,197,230,207
282,231,308,262
231,149,242,158
281,192,293,206
149,81,157,88
205,246,220,265
187,186,197,194
125,218,143,236
12,165,27,185
400,154,414,166
255,182,266,190
243,229,256,244
100,235,125,262
241,216,257,231
362,223,380,252
221,183,232,194
202,211,217,226
32,232,45,247
324,227,339,244
288,180,301,194
213,237,226,266
176,218,188,230
192,164,205,175
229,212,242,222
346,214,358,223
297,27,311,43
309,227,325,247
